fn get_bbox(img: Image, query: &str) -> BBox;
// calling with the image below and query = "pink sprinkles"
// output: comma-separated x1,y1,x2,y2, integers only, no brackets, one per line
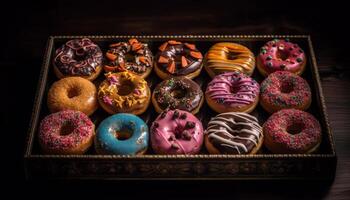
103,95,113,105
38,110,94,153
263,109,321,153
260,71,311,109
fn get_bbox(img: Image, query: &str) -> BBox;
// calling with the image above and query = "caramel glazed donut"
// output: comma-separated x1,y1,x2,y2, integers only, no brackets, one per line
154,40,203,79
104,38,153,79
152,76,203,114
98,72,151,115
205,42,255,77
53,38,103,81
205,112,263,154
47,77,98,116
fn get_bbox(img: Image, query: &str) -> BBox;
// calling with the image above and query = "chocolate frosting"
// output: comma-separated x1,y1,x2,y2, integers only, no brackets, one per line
153,77,203,112
155,41,203,75
105,39,153,74
54,38,102,76
205,112,262,154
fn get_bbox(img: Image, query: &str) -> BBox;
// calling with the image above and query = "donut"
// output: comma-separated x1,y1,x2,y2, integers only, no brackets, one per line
47,77,98,116
38,110,95,154
95,113,149,155
260,71,311,113
205,72,260,113
154,40,203,79
263,109,321,154
205,112,263,154
98,72,151,115
53,38,103,81
104,39,153,79
257,39,306,77
150,109,204,155
204,42,255,77
152,76,203,114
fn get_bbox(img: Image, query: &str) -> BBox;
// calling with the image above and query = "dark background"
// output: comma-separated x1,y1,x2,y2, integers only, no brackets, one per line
3,0,350,198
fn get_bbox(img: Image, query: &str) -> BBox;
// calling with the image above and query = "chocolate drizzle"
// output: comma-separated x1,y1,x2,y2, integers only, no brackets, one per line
206,112,262,154
54,38,102,76
155,40,203,75
153,77,203,112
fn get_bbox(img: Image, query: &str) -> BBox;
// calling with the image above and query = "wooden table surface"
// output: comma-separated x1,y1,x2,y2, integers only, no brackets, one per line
4,0,349,198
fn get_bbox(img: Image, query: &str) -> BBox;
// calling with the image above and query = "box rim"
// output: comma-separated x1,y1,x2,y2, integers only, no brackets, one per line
24,35,336,160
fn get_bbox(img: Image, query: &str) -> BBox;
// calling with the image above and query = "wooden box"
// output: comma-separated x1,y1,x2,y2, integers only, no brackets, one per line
24,35,337,180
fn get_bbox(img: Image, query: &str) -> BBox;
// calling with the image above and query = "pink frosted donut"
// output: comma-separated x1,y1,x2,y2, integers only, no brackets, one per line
205,71,260,113
263,109,321,154
257,39,306,76
38,110,95,154
150,109,204,154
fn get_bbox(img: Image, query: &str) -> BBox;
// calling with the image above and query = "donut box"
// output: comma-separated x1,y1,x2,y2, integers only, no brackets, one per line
24,35,337,180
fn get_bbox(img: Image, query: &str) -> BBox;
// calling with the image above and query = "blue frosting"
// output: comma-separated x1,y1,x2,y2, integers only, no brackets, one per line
95,113,149,155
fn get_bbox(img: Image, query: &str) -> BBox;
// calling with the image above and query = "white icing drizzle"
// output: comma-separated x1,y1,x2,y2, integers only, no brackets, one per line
206,112,262,154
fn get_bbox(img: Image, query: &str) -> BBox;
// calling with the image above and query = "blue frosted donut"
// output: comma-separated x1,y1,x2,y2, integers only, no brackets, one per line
95,113,149,155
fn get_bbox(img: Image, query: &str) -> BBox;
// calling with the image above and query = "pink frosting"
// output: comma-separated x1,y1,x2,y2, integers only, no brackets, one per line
257,39,306,74
150,109,204,155
206,72,260,108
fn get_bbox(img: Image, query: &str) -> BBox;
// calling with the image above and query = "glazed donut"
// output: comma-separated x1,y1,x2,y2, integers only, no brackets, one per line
260,71,311,113
205,72,260,113
150,109,204,155
205,112,263,154
53,38,103,81
95,113,149,155
38,110,95,154
257,39,306,77
104,38,153,79
154,40,203,79
98,72,151,115
204,42,255,77
47,77,98,116
263,109,321,154
152,76,203,114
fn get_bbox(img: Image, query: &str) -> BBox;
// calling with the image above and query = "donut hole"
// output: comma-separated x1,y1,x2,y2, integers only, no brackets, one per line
114,128,133,140
60,121,75,136
171,88,186,99
276,50,289,61
67,87,80,98
280,82,293,94
230,86,240,94
174,126,183,139
125,54,136,62
74,48,87,61
286,122,304,135
226,51,239,60
117,80,136,96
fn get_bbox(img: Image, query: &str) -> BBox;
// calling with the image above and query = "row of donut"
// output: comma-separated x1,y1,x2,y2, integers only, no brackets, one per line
53,38,306,81
48,70,311,117
39,108,321,155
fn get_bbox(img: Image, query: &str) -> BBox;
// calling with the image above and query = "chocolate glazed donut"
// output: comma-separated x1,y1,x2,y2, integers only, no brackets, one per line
152,77,203,114
154,40,203,79
104,39,153,79
205,112,263,154
53,38,103,81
